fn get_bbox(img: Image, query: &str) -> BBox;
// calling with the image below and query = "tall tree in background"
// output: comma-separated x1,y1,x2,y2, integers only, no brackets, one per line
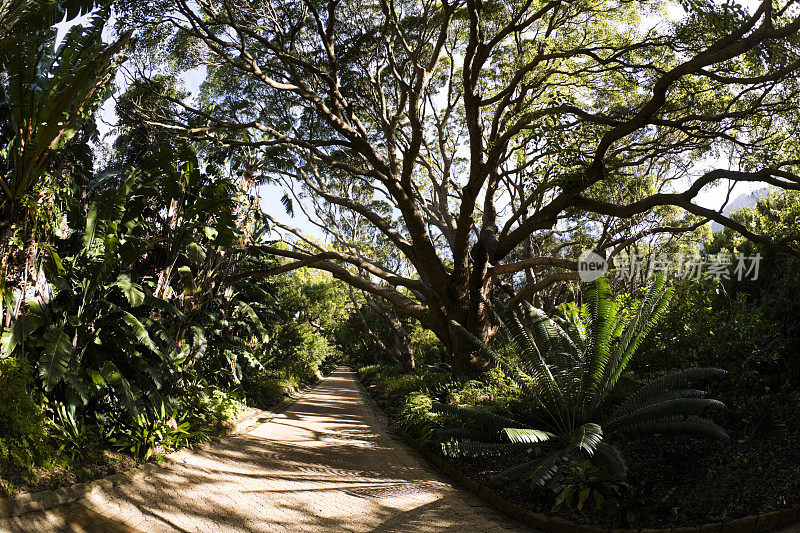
120,0,800,373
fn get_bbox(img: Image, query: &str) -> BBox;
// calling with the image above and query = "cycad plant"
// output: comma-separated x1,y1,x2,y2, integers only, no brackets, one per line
436,276,728,487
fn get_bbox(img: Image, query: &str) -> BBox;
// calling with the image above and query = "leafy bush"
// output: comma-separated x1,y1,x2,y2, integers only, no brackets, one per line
357,365,384,382
399,392,437,442
636,279,787,402
243,374,289,409
435,276,728,488
180,384,245,428
48,402,93,461
105,402,208,461
551,461,623,512
0,357,46,467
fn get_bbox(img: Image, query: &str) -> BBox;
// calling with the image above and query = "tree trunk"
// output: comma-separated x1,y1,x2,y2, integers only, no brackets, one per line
434,266,494,377
391,326,415,372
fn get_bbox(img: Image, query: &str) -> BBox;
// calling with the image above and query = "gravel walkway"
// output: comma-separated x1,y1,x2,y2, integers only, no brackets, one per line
6,368,530,533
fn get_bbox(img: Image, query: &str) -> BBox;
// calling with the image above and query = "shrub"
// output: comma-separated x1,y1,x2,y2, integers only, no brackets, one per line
105,402,210,461
399,392,438,442
551,460,624,512
243,374,289,409
0,357,46,467
48,402,94,461
636,278,786,401
357,365,384,382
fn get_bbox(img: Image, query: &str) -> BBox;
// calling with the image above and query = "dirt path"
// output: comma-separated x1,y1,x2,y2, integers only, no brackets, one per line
7,369,530,533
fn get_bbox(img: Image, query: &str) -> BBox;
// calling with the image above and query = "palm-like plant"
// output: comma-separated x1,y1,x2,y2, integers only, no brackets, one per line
436,276,728,487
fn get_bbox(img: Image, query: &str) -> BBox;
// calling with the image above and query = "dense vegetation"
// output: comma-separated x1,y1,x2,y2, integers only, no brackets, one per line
357,237,800,527
2,0,800,530
0,0,346,495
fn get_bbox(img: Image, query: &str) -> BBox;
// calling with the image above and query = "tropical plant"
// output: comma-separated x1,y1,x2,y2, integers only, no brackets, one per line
105,401,206,461
0,0,127,324
48,402,93,461
434,276,728,488
551,460,624,513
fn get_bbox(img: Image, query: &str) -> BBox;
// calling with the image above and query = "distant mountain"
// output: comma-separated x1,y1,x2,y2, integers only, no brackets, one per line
711,186,775,232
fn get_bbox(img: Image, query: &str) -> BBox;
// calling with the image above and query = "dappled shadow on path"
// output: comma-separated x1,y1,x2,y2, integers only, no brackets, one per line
10,369,529,533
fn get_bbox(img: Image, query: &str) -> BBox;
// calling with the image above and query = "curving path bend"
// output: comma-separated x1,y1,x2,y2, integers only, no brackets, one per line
6,368,530,533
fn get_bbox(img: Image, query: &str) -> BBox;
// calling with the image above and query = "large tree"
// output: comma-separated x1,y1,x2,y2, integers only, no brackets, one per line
119,0,800,373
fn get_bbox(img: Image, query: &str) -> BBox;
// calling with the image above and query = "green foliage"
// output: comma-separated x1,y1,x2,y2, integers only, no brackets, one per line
604,479,676,528
179,384,246,429
435,276,727,488
269,322,330,383
105,402,208,461
551,461,622,513
0,357,46,467
399,392,437,442
48,402,93,461
636,278,786,401
262,267,348,383
700,190,800,392
242,374,289,409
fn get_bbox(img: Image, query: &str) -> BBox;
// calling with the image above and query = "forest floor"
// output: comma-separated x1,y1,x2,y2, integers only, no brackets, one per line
4,369,527,533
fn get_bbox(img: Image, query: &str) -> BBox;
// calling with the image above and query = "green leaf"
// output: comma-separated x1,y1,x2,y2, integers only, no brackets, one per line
503,428,553,444
577,487,590,510
178,266,197,295
114,273,145,307
121,312,161,355
2,313,45,357
39,327,75,391
186,242,206,265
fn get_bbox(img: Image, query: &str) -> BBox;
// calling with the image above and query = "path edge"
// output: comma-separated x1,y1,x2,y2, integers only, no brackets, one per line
0,386,310,519
353,374,800,533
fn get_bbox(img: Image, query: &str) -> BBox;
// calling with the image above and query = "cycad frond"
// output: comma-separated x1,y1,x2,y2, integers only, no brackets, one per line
435,428,499,442
527,448,572,486
496,311,562,403
431,402,521,432
619,415,729,441
607,398,726,430
452,320,536,397
525,303,581,361
568,422,603,455
615,368,727,416
596,276,673,403
441,440,535,458
585,277,617,395
594,441,627,478
503,428,553,444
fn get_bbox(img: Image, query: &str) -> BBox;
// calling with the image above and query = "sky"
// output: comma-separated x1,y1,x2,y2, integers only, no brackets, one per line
56,6,769,245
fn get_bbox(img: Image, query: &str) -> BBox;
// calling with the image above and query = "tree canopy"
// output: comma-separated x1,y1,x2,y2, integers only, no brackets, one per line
117,0,800,372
